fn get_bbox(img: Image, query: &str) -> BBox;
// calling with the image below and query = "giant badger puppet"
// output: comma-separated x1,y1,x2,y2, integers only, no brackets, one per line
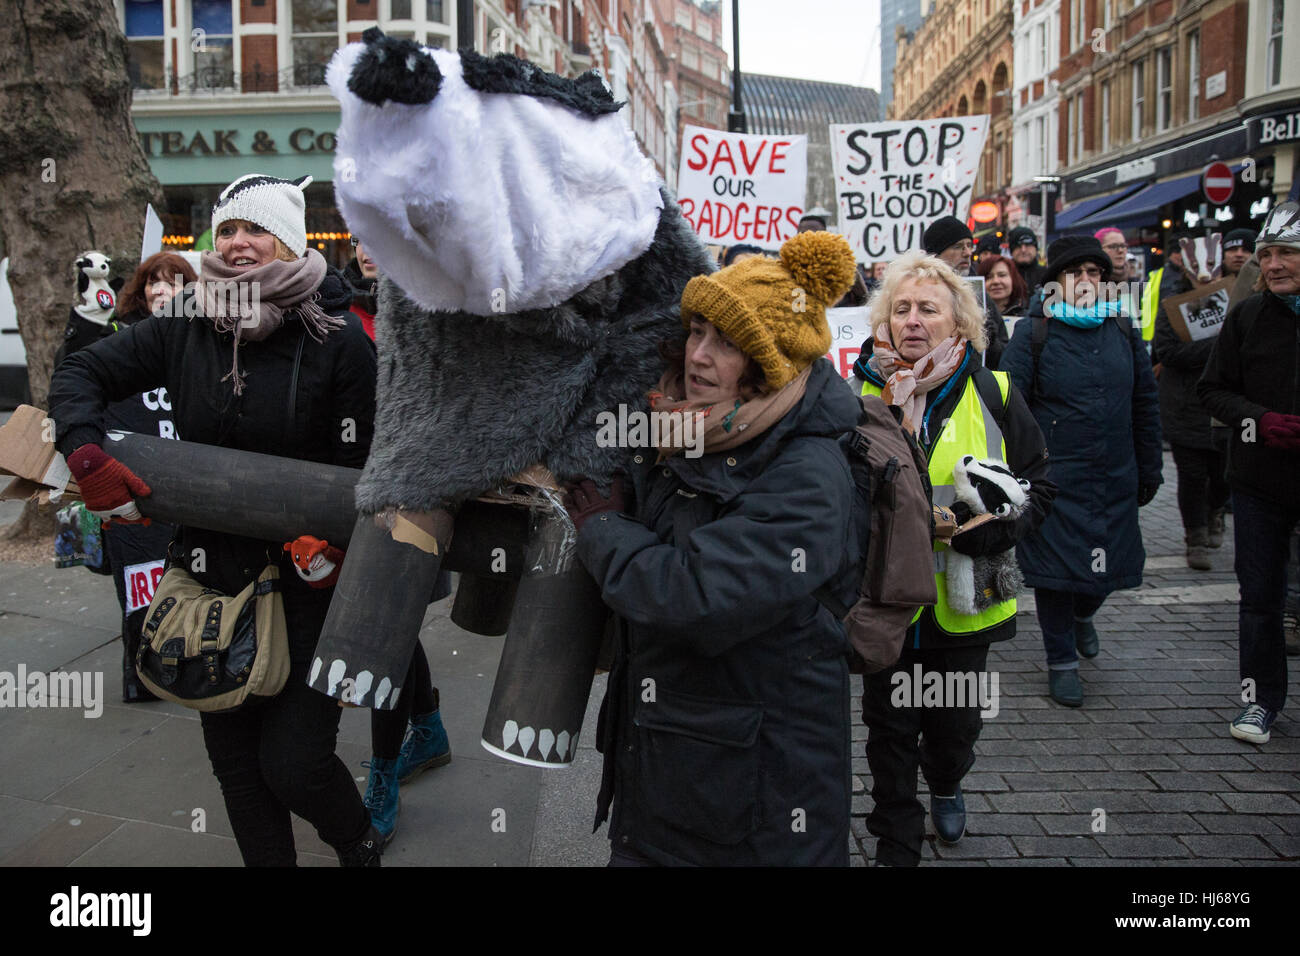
310,31,715,727
329,29,714,511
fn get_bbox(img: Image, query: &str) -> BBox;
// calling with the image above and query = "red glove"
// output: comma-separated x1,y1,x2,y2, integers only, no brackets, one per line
67,443,152,523
284,535,345,588
564,475,627,533
1260,412,1300,450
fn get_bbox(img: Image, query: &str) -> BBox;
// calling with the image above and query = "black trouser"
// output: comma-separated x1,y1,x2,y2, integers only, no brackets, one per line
1169,443,1230,532
199,591,370,866
1232,491,1293,712
370,641,438,759
863,641,990,867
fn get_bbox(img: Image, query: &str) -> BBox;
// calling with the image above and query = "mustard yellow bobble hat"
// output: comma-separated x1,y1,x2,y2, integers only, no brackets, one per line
680,231,858,390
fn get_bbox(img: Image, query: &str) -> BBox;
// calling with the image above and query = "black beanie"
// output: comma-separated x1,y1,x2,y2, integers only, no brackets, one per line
923,216,973,256
1222,228,1256,252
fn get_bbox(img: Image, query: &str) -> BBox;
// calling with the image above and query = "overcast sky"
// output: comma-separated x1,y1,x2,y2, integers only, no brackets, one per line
718,0,880,91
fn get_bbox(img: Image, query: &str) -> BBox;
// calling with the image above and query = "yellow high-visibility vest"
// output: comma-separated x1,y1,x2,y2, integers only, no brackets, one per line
859,372,1017,636
1139,266,1163,342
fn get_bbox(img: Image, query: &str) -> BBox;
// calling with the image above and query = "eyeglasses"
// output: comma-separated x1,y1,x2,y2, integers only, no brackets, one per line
1101,242,1128,252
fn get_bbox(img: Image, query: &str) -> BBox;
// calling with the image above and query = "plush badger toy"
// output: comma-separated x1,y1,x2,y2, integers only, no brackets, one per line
947,455,1031,615
56,252,123,365
327,29,714,511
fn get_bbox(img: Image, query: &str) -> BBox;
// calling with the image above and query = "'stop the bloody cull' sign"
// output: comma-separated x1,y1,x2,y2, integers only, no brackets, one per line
677,125,808,250
830,117,991,263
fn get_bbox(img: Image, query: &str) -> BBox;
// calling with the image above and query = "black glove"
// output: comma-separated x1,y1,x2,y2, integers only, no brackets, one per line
1137,482,1160,507
948,520,1006,557
564,475,627,533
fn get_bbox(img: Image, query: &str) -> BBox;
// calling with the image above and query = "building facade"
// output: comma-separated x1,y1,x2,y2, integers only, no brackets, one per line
1008,0,1060,237
881,0,927,115
1051,0,1272,257
121,0,726,257
1241,0,1300,206
892,0,1015,235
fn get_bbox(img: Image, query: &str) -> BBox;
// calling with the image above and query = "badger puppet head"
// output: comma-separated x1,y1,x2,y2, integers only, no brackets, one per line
1178,234,1223,286
327,30,714,510
946,455,1029,616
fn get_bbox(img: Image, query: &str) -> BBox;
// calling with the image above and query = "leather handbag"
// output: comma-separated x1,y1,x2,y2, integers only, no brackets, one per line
134,563,289,712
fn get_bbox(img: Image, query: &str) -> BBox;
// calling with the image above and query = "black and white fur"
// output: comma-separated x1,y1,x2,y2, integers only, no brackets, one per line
73,251,115,325
326,31,714,511
947,455,1030,615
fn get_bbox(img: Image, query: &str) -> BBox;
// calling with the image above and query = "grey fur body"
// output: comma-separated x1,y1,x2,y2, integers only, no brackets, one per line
355,191,715,513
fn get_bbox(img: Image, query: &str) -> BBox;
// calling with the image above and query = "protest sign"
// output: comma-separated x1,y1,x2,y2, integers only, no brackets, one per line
830,117,990,263
826,306,872,378
1164,277,1233,342
677,125,807,250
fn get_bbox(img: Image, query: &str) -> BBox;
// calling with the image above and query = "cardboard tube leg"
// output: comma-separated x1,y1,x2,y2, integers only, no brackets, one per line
450,573,520,636
481,558,607,768
311,510,451,709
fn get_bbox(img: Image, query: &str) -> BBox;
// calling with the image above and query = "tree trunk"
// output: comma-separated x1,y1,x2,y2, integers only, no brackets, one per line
0,0,163,541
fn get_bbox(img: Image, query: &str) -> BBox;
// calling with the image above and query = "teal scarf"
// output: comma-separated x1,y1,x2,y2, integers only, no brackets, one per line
1046,298,1124,328
1284,294,1300,315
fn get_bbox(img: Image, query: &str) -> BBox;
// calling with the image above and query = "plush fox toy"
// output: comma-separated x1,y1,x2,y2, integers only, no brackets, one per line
284,535,345,588
947,456,1030,615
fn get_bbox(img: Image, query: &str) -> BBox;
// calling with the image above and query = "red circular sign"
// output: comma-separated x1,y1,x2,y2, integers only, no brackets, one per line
970,200,1000,223
1202,162,1235,205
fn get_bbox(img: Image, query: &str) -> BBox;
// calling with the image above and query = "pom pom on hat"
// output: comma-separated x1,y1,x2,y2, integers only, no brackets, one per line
780,230,858,306
680,231,857,390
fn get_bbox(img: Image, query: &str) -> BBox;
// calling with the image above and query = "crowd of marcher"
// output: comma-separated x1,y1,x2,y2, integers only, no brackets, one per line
40,162,1300,866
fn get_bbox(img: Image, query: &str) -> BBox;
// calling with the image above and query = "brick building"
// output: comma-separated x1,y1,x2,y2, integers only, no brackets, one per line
1051,0,1271,253
891,0,1015,234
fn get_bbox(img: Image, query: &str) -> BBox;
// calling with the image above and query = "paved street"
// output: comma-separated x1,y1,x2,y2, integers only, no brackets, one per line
0,450,1295,866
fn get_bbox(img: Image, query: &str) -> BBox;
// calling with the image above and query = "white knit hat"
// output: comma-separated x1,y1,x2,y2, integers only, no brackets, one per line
211,174,312,258
1257,202,1300,253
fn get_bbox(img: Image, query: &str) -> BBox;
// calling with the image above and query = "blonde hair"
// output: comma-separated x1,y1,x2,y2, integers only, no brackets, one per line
273,237,298,262
867,249,988,353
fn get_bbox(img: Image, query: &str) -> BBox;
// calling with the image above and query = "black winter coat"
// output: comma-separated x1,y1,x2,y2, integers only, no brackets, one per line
577,359,859,866
1197,291,1300,507
49,269,377,659
1001,306,1162,594
853,343,1057,648
1154,307,1222,450
983,299,1008,370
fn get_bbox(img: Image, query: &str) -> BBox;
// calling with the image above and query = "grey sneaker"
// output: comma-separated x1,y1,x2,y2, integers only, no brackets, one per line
1207,510,1226,548
1229,704,1277,744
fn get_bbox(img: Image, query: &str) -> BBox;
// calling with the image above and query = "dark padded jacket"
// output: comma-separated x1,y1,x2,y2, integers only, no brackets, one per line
577,359,858,866
1154,306,1221,451
1197,291,1300,507
1002,303,1162,594
49,269,376,658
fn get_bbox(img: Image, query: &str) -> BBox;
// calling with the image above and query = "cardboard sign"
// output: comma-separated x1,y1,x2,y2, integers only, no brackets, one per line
830,117,990,263
0,404,70,490
677,126,807,250
1164,276,1234,342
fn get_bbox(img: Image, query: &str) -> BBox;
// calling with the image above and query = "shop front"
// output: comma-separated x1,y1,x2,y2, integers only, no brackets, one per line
131,110,353,268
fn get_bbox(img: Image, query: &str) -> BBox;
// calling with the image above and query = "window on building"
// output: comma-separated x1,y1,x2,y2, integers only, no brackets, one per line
390,0,412,18
1071,0,1085,50
1101,80,1111,151
1036,115,1046,174
1156,45,1172,130
1075,93,1085,160
292,0,336,87
696,19,712,41
1102,0,1111,30
427,1,445,23
125,0,166,90
676,8,693,29
1068,96,1077,163
1267,0,1285,89
1037,21,1047,74
1187,30,1199,120
1131,60,1145,140
682,47,698,71
192,0,234,89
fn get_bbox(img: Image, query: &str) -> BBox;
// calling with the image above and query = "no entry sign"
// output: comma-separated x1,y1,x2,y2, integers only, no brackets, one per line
1202,162,1235,205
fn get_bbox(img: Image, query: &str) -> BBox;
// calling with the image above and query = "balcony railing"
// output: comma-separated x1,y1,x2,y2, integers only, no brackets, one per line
135,62,333,96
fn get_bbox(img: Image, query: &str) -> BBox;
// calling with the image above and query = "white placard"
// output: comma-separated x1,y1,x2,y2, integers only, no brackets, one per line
830,117,990,263
141,204,164,261
677,125,808,250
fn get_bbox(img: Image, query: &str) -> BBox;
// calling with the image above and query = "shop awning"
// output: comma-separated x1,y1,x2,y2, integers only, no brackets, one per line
1070,165,1244,231
1053,183,1145,231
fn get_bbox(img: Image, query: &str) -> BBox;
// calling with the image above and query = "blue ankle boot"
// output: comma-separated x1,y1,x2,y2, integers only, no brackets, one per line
361,757,400,848
395,710,451,783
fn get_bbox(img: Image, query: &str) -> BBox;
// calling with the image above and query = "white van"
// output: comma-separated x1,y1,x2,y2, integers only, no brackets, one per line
0,258,31,408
